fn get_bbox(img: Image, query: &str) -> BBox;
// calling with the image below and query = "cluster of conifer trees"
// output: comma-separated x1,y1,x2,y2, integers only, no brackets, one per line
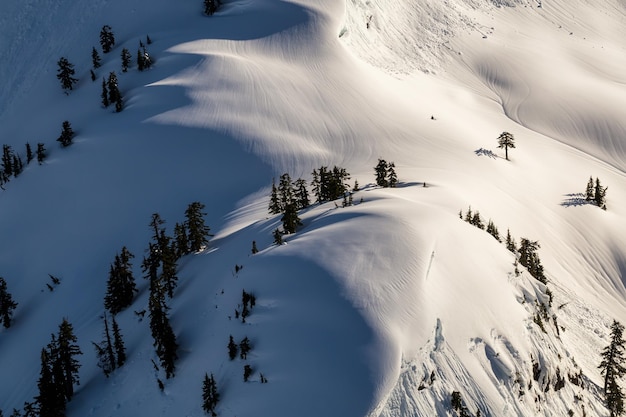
374,158,398,188
268,166,352,244
585,176,608,210
0,143,46,189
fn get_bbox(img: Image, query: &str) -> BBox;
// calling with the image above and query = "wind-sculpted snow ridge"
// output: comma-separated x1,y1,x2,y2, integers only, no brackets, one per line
1,0,626,416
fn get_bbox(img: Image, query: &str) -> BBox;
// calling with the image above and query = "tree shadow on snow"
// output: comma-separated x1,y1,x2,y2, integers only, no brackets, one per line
560,193,593,207
474,148,498,159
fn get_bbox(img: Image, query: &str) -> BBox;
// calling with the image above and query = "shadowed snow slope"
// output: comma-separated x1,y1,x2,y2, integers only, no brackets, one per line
0,0,625,416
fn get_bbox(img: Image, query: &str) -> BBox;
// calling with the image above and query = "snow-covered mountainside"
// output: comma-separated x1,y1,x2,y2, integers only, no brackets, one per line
1,0,625,416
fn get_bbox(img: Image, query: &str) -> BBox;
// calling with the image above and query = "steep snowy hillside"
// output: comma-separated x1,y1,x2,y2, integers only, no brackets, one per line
1,0,625,416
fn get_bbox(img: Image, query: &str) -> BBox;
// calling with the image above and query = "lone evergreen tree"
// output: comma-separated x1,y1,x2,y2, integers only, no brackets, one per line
57,121,74,147
56,57,78,92
228,335,238,360
121,48,132,72
107,72,123,112
497,131,515,161
599,320,626,416
251,240,259,254
26,143,33,164
185,201,211,252
272,228,283,245
37,143,46,165
202,373,219,416
100,25,115,53
204,0,220,15
0,277,18,328
91,47,102,69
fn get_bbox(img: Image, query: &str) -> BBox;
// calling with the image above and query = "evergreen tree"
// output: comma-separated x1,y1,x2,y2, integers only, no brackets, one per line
57,318,82,400
281,203,301,234
104,247,137,315
600,320,626,416
107,72,123,112
37,143,46,165
90,69,96,82
185,201,211,252
93,313,116,377
278,173,294,210
594,177,608,210
239,337,251,360
486,220,501,242
505,229,517,253
251,240,259,254
471,211,484,230
111,315,126,367
57,121,74,147
228,335,238,360
204,0,220,15
146,35,152,45
100,25,116,53
121,48,132,72
518,238,547,284
12,154,23,177
26,142,33,164
375,159,389,187
2,144,14,177
56,57,78,92
202,373,219,416
91,47,102,69
585,176,595,201
101,78,109,107
35,348,66,417
243,364,252,382
497,131,515,161
174,222,190,257
137,47,152,70
0,277,18,328
158,230,179,299
294,178,310,210
272,228,283,245
387,162,398,187
268,179,281,214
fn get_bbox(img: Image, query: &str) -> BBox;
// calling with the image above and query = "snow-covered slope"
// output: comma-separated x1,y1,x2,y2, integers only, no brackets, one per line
1,0,625,416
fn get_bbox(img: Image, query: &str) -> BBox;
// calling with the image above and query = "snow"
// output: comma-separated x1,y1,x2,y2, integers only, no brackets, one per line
1,0,625,416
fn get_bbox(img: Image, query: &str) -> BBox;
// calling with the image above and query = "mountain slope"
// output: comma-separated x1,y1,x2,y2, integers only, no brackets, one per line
1,0,625,416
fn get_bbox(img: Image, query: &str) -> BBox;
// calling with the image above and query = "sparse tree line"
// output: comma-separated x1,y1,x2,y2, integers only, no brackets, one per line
0,201,211,416
267,160,401,246
57,25,154,113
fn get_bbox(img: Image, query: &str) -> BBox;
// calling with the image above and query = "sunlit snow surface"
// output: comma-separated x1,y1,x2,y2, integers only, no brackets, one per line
0,0,625,416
